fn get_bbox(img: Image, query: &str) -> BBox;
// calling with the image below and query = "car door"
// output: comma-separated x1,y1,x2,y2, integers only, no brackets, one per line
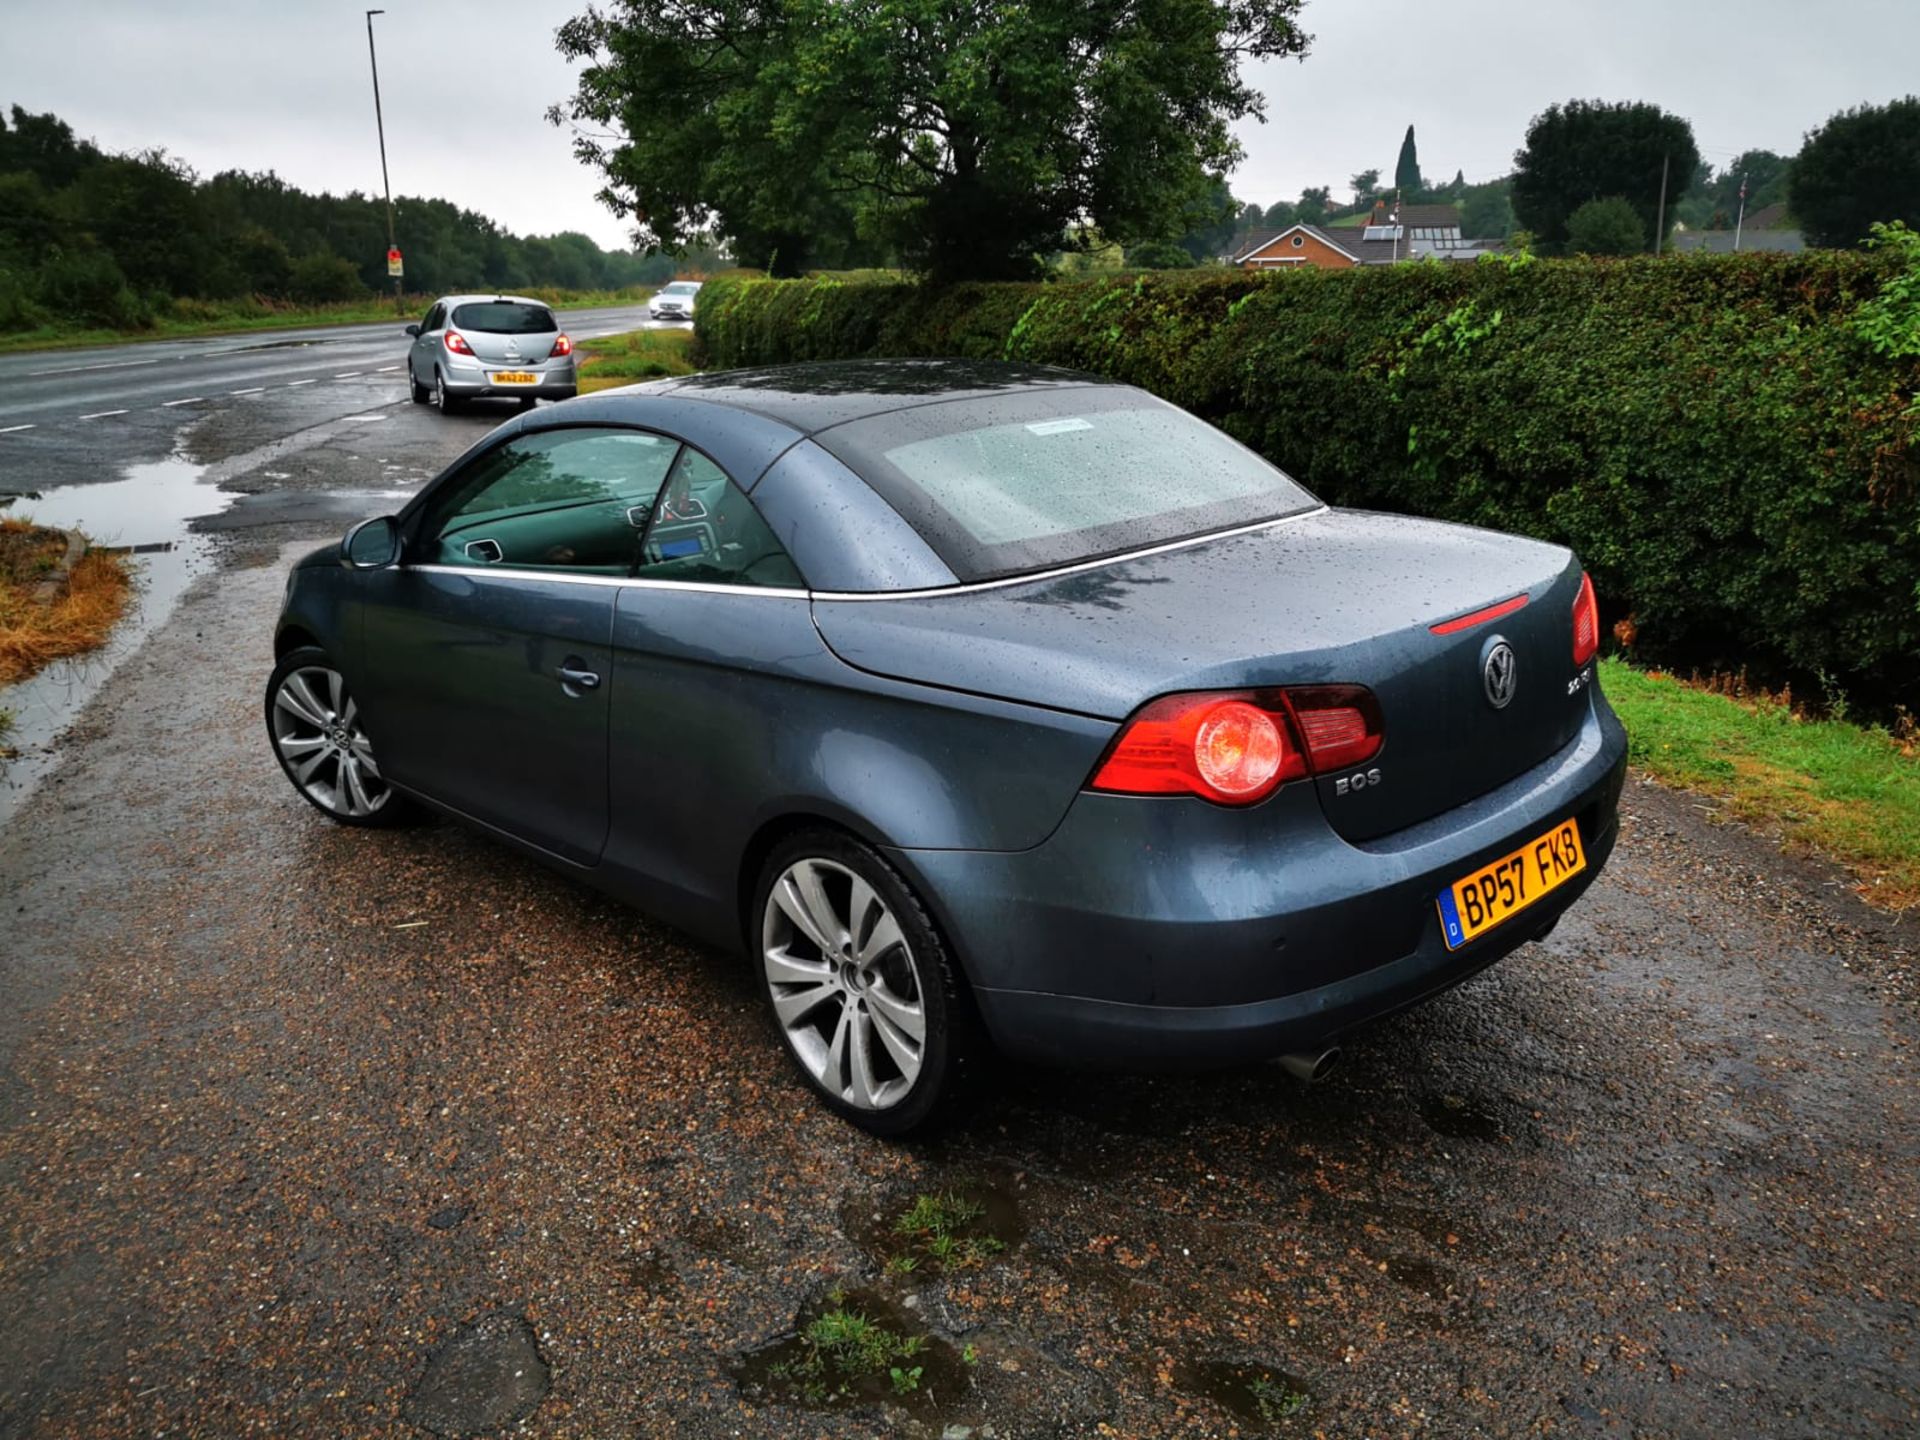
410,302,443,385
356,425,682,864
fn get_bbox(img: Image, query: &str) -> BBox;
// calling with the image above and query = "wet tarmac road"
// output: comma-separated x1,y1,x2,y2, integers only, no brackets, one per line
0,333,1916,1437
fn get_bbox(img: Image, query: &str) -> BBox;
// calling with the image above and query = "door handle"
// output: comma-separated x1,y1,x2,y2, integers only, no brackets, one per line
557,664,601,691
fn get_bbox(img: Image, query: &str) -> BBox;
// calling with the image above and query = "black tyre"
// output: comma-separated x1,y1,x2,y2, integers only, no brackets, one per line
265,646,416,828
752,828,970,1136
433,368,464,414
409,367,430,404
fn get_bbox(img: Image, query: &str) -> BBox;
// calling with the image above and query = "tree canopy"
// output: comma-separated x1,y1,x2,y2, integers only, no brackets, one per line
0,105,668,331
553,0,1310,282
1790,96,1920,247
1511,99,1699,254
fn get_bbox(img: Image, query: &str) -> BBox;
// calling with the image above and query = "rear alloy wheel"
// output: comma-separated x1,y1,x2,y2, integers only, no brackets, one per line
755,832,965,1135
434,368,462,414
266,647,412,827
409,367,430,404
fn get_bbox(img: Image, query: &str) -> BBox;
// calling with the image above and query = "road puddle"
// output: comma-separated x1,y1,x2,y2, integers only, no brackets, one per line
731,1286,972,1418
0,453,230,824
1177,1358,1312,1429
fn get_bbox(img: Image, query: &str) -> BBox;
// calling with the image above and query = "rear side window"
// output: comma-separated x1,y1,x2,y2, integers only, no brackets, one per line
450,302,556,334
635,448,803,589
816,388,1318,582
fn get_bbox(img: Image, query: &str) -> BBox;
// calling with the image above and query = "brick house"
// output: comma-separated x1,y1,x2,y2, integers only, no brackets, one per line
1233,201,1500,270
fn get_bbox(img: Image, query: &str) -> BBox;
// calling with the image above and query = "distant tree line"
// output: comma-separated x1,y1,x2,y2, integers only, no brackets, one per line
0,105,674,330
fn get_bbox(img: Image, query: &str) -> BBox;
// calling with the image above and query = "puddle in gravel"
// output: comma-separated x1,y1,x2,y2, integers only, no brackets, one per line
1418,1091,1505,1141
844,1179,1027,1277
1178,1358,1312,1430
731,1287,971,1417
0,454,230,825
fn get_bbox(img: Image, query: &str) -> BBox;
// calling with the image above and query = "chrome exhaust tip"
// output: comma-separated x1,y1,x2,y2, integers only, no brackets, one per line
1278,1047,1342,1083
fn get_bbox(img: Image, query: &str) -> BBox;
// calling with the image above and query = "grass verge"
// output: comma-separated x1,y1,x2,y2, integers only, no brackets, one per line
1602,657,1920,910
0,521,134,688
0,286,656,355
576,327,699,393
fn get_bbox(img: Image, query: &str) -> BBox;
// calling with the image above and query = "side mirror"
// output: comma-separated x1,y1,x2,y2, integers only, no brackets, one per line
342,515,400,570
403,323,421,337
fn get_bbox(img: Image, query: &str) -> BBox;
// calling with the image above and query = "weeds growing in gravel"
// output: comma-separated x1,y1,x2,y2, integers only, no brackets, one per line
766,1295,930,1404
892,1191,1007,1273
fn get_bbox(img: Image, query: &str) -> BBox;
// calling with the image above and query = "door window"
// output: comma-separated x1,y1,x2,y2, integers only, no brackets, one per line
635,448,804,589
422,428,680,574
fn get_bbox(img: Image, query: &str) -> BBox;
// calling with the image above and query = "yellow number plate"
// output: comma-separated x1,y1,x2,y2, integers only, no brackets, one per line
1437,819,1586,950
490,370,538,385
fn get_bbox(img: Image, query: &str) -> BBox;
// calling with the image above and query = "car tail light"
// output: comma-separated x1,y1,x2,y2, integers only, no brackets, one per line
549,333,573,358
443,330,474,356
1089,685,1383,806
1571,571,1599,666
1284,685,1385,774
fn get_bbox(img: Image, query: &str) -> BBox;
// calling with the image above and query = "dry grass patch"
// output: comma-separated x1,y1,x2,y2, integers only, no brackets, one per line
0,520,133,687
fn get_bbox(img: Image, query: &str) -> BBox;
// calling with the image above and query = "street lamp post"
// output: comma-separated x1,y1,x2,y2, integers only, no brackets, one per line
364,9,402,309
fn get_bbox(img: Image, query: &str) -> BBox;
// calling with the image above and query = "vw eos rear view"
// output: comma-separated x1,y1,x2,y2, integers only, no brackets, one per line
267,361,1627,1135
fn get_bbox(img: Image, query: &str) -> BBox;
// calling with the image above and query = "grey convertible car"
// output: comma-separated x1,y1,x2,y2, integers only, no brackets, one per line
267,360,1627,1134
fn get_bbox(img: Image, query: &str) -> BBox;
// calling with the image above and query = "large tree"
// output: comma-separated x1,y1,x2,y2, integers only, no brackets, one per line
1511,99,1700,254
1790,97,1920,247
553,0,1310,282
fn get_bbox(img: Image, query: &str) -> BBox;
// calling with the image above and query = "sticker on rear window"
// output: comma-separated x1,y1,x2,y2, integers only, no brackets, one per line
1025,417,1094,435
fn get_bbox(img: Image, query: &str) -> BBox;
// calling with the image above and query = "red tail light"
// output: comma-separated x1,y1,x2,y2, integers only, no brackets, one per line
443,330,474,356
549,333,573,358
1089,686,1382,806
1571,571,1599,666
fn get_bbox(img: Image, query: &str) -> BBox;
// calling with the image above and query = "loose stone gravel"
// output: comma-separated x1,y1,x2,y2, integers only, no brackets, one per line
0,550,1913,1438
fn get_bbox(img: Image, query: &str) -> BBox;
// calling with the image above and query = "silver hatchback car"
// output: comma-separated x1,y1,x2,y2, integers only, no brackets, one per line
405,295,578,413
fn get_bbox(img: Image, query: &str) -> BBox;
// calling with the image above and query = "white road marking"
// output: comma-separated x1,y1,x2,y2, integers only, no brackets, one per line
286,379,318,387
0,423,34,434
231,387,265,395
374,364,401,372
25,356,161,378
162,396,204,407
79,408,129,420
333,372,363,379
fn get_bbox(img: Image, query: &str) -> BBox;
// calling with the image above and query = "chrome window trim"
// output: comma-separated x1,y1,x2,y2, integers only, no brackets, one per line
402,505,1328,603
406,563,809,599
810,506,1331,601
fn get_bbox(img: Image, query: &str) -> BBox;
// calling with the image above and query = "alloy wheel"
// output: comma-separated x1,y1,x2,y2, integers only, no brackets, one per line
270,665,390,819
762,857,927,1111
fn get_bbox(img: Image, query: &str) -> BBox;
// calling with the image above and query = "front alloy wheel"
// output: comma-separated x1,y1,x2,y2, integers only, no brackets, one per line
756,833,965,1134
266,648,408,826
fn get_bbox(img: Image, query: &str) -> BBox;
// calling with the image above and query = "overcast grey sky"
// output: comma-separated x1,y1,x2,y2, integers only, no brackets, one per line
1,0,1916,249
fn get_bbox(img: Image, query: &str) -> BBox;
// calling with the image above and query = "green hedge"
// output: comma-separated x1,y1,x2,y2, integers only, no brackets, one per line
697,254,1920,712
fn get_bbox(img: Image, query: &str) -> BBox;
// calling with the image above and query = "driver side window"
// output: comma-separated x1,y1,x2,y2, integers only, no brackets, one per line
423,428,680,574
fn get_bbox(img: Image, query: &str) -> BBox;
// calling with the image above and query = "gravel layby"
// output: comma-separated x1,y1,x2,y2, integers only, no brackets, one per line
0,551,1914,1440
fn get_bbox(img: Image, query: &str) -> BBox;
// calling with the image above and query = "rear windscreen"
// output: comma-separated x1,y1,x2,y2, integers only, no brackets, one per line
450,302,556,334
816,388,1319,582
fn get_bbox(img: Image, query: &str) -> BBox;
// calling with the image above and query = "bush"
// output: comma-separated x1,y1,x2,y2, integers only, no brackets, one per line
697,254,1920,711
34,248,147,328
287,251,366,304
1565,197,1644,257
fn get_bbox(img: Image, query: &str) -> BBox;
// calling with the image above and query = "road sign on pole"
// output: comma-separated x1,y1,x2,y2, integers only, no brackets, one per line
387,247,404,278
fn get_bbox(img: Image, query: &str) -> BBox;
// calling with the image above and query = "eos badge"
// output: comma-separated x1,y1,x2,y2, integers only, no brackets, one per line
1334,767,1382,797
